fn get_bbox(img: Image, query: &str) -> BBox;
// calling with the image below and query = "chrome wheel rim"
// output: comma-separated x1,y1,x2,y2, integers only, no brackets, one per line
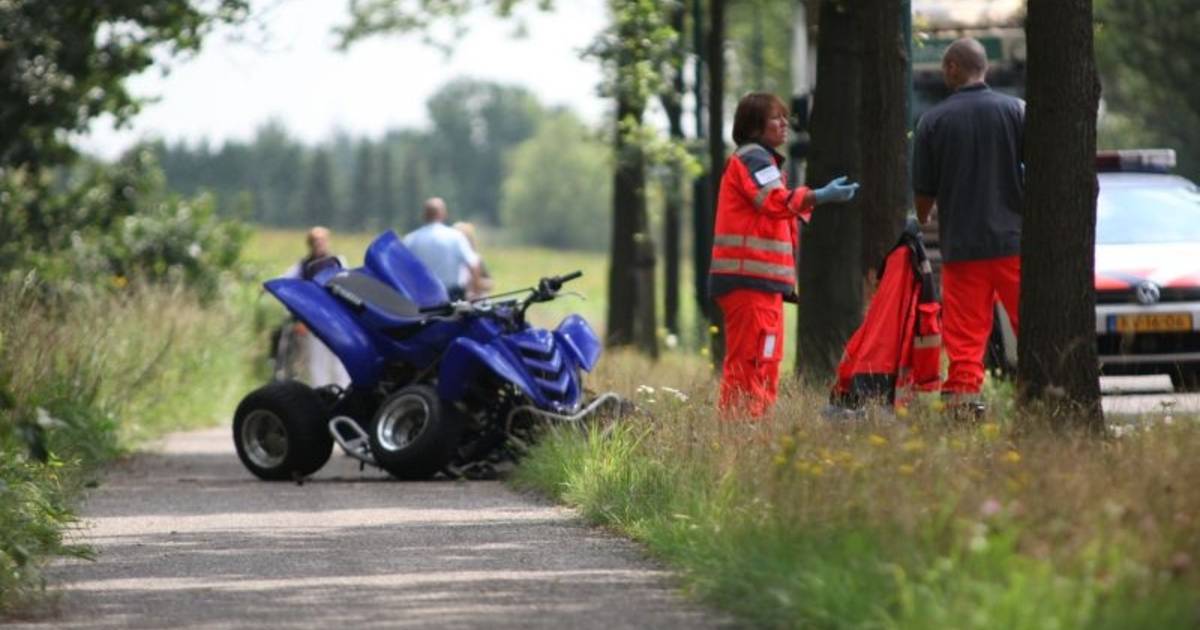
242,410,288,469
376,395,431,452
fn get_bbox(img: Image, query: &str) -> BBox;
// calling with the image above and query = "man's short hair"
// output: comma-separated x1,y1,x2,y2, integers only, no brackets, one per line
423,197,447,222
943,38,989,77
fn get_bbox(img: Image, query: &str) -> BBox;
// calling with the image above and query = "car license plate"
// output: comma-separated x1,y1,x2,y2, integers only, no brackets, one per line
1110,313,1193,333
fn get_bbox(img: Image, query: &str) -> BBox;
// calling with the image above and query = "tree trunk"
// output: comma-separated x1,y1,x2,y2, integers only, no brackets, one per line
707,0,727,364
399,153,426,232
606,96,659,357
1018,0,1103,430
691,0,714,339
858,1,908,286
795,1,863,380
661,2,686,337
378,145,395,232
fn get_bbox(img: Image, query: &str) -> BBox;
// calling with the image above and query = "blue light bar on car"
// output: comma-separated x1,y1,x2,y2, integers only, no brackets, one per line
1095,149,1177,173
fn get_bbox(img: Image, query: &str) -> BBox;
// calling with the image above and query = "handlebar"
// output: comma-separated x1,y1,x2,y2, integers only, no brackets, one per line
558,270,584,284
417,270,584,317
537,270,583,295
418,303,452,315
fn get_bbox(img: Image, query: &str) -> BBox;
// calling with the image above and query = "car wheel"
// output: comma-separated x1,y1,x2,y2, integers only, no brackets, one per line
233,381,334,481
369,384,464,480
1170,367,1200,392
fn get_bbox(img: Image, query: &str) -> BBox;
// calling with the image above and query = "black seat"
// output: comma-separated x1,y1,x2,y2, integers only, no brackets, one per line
326,271,421,320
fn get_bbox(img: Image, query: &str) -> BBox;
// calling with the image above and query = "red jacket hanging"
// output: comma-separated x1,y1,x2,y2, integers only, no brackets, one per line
831,221,942,408
709,143,813,294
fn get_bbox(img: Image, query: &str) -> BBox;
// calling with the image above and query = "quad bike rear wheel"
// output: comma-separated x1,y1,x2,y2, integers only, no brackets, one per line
369,384,464,480
233,381,333,480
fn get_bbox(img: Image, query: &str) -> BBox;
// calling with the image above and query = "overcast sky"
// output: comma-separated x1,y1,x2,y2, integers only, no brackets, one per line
78,0,608,159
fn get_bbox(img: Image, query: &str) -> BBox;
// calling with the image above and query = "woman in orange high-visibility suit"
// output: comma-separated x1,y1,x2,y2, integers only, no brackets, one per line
710,93,860,417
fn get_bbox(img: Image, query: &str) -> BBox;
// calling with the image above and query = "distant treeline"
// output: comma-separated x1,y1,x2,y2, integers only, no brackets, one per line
143,79,612,248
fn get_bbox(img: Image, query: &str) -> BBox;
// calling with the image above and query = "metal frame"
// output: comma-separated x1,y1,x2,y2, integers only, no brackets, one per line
327,391,626,472
504,392,626,430
329,416,376,466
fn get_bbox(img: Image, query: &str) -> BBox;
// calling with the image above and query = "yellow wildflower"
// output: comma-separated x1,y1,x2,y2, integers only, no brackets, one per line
868,434,888,447
1002,450,1021,464
898,464,916,475
111,275,128,289
981,423,1001,439
709,325,720,335
902,438,925,453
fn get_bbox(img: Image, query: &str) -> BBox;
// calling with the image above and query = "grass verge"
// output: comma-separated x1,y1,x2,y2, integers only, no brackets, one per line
0,279,258,615
514,353,1200,629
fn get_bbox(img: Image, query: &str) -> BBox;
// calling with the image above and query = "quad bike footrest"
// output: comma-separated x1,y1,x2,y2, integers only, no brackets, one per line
329,416,377,467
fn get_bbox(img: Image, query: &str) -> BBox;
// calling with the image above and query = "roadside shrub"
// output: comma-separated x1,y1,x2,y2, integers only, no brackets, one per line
0,150,248,298
0,278,257,615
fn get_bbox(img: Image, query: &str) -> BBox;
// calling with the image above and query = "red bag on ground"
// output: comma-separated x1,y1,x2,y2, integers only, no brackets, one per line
830,220,941,409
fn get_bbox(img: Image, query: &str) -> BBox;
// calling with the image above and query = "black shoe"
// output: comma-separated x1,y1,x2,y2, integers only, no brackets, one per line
943,398,987,423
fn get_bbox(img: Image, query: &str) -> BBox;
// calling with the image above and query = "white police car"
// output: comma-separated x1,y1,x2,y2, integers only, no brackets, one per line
1093,150,1200,390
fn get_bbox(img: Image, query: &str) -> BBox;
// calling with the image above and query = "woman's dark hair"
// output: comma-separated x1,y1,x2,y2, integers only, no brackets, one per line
732,92,789,145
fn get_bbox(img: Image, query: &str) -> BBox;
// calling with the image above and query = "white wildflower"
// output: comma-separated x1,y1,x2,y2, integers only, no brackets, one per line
660,386,689,402
36,407,68,429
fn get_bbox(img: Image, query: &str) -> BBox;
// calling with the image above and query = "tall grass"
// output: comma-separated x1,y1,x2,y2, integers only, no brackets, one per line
0,279,258,614
515,353,1200,629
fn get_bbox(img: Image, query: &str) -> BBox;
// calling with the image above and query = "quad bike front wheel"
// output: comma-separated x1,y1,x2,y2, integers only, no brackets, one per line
233,381,334,481
369,384,464,480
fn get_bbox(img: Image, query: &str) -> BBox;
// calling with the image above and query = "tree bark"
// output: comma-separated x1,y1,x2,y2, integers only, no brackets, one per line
606,95,659,357
858,0,908,285
707,0,727,363
1018,0,1103,430
795,1,863,379
691,0,714,339
661,2,686,337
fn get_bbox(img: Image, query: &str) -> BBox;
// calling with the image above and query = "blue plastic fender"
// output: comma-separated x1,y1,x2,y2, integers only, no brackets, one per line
437,337,540,403
555,314,602,372
363,230,448,307
265,278,384,385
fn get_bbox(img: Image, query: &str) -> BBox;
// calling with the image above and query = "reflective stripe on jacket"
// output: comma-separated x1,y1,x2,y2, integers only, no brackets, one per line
709,142,813,293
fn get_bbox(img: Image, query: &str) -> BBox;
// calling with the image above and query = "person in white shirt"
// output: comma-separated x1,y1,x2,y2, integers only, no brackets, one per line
401,197,482,300
279,226,351,389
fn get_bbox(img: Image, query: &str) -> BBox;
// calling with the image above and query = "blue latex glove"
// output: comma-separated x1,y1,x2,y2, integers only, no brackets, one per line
812,175,860,204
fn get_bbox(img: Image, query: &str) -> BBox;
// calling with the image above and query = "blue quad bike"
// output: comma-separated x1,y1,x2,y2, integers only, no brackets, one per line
233,231,624,481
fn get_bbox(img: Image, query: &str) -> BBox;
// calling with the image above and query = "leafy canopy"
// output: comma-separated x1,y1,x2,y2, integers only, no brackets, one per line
0,0,248,169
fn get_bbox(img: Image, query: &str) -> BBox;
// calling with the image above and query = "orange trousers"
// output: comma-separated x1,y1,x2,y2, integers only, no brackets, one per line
941,255,1021,395
716,289,784,418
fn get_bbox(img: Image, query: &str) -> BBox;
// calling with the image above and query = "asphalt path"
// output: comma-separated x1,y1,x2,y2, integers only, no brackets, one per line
10,428,725,630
